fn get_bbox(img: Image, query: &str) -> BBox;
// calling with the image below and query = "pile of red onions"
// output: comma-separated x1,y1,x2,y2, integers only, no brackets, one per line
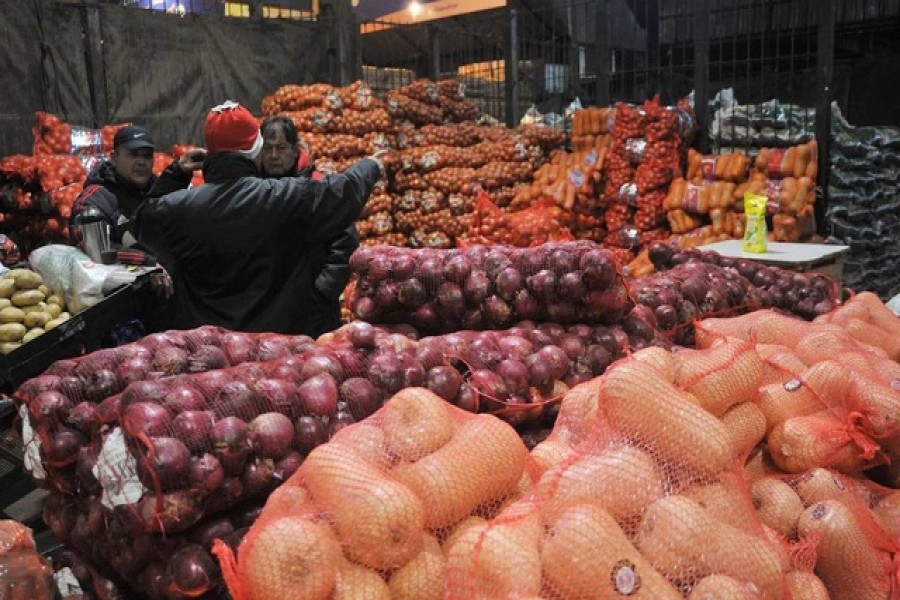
349,242,630,333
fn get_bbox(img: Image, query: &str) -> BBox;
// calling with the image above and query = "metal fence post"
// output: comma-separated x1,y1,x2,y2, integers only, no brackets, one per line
595,0,610,106
505,6,520,127
428,25,441,81
815,0,835,237
693,0,710,153
82,0,108,127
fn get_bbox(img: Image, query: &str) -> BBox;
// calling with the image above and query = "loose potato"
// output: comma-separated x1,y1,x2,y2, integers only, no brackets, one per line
24,312,50,329
45,315,71,330
0,307,25,324
0,299,10,310
0,279,15,298
45,304,62,319
46,295,64,307
0,342,21,354
10,269,42,290
23,328,44,344
11,289,45,307
38,284,51,297
0,323,26,342
21,302,49,315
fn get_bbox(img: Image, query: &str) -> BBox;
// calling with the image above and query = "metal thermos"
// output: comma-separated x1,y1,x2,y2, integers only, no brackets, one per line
78,206,111,263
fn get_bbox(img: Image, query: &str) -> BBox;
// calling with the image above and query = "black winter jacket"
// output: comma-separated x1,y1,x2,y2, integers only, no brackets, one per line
266,162,359,338
131,153,380,334
70,159,191,258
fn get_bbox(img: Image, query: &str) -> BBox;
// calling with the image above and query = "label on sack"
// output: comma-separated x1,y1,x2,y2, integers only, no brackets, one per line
683,182,703,213
765,179,782,214
618,182,638,206
568,168,586,188
94,427,144,510
70,127,102,155
356,84,373,108
419,150,440,170
701,155,717,181
323,90,343,110
625,138,647,165
54,567,84,598
19,406,46,480
584,148,599,167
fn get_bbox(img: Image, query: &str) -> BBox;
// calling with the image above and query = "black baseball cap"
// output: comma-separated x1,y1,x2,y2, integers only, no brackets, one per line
113,125,155,151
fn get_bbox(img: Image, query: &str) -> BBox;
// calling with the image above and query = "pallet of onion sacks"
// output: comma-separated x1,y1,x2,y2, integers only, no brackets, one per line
216,291,900,600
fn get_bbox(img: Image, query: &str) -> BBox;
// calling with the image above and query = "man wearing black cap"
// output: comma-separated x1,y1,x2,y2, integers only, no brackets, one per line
69,125,205,280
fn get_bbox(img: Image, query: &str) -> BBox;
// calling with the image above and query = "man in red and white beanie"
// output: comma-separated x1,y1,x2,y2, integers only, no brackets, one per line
204,101,265,159
130,100,384,334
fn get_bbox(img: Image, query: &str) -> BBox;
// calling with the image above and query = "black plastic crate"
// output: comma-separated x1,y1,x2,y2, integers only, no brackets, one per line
0,277,154,389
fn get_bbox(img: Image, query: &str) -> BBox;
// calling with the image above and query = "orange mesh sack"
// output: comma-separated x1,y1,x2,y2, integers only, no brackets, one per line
214,387,535,600
449,348,794,599
468,191,574,248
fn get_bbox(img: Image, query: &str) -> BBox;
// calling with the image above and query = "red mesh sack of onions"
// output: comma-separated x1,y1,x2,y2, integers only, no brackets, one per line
12,327,316,495
645,243,841,321
348,240,630,334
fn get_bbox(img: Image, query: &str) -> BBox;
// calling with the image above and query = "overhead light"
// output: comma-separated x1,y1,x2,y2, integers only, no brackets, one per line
408,0,422,18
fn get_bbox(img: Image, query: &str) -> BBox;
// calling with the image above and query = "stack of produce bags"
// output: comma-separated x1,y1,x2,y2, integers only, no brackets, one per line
828,116,900,299
217,290,900,599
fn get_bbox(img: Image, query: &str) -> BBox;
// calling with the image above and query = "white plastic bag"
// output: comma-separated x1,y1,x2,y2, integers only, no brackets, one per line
29,244,145,314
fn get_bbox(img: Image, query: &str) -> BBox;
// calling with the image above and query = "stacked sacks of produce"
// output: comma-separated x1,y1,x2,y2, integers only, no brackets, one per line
466,190,574,248
507,145,608,242
214,388,537,600
1,112,180,256
0,154,89,252
0,267,71,354
393,124,552,249
828,120,900,299
664,148,753,238
745,140,818,242
221,299,900,600
13,326,319,599
525,300,900,599
347,242,630,334
602,97,696,263
570,106,613,153
643,242,841,322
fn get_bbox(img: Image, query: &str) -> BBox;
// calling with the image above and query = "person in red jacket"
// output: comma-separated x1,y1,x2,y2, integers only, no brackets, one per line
258,116,359,337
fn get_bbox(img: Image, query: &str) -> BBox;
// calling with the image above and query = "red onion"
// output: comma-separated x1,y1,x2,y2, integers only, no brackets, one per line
120,380,171,411
331,346,367,379
152,347,189,376
411,303,441,332
211,417,250,476
454,383,479,413
254,378,300,418
138,437,191,492
294,415,328,453
513,289,542,320
167,544,219,598
526,269,556,300
580,249,617,289
221,333,258,365
123,402,174,438
116,357,153,386
484,295,513,328
436,282,465,319
187,345,229,372
524,353,554,390
470,369,509,408
83,369,122,403
340,377,381,420
483,250,512,278
189,453,225,496
331,410,356,436
45,360,78,377
297,373,339,416
427,366,462,401
348,246,374,274
415,342,446,370
242,457,279,497
299,353,344,383
462,308,485,330
464,270,492,304
173,410,215,454
496,358,530,396
73,349,119,378
346,321,376,348
256,337,294,362
352,296,380,322
497,335,533,360
367,352,405,394
249,412,295,459
189,517,235,550
585,344,613,374
374,281,400,312
275,450,303,482
212,381,259,420
30,390,73,422
164,383,206,413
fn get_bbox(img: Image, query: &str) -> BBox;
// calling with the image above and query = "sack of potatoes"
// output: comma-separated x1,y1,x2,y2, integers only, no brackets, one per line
0,269,70,354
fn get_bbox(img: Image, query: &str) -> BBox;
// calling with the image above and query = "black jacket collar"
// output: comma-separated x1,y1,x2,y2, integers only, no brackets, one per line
202,153,260,183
